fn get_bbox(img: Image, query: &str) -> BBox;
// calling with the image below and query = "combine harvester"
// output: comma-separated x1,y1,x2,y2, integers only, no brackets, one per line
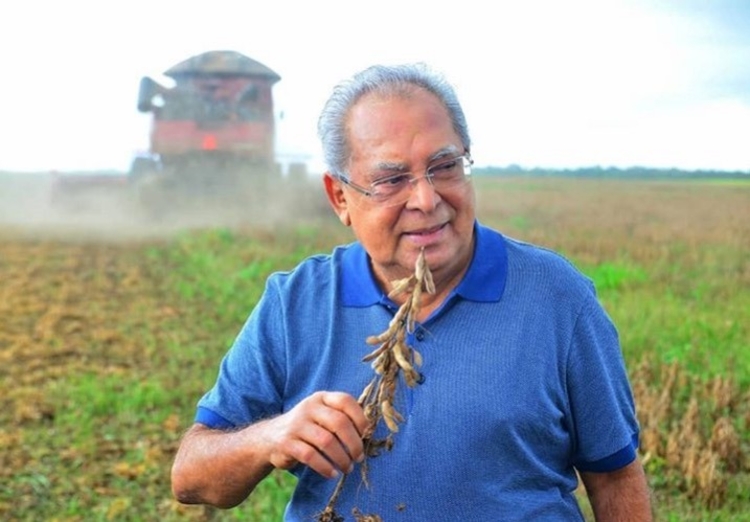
52,50,305,222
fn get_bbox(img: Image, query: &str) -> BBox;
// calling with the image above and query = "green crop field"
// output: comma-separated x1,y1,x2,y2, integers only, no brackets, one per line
1,176,748,521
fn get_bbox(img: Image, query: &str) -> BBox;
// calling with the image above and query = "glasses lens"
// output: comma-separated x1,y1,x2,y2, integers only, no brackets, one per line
428,156,471,188
370,174,411,203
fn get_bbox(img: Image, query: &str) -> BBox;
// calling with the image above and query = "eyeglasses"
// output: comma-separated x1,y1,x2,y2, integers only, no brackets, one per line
335,153,473,207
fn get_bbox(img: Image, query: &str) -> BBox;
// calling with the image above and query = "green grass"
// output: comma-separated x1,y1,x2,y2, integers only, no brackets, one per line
581,260,648,292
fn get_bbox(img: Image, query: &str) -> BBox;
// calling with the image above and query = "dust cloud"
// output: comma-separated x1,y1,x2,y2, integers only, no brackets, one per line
0,171,334,242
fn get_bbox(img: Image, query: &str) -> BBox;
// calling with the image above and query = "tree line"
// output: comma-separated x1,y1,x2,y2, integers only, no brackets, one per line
474,165,750,179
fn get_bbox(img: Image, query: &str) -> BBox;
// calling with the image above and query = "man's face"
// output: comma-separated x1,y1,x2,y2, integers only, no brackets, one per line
325,88,476,286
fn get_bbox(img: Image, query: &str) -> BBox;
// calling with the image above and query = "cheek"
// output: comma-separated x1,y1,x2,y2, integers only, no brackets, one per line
451,189,476,218
352,207,399,247
370,209,401,242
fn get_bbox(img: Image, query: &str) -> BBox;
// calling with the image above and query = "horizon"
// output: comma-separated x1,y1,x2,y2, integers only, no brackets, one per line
3,164,749,177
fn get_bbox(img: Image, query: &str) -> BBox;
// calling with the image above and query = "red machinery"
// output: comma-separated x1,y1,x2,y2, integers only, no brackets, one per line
131,50,282,210
133,50,280,178
53,50,283,216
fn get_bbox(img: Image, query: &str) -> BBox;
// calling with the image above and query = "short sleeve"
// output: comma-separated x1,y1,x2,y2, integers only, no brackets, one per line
566,295,640,471
195,276,287,429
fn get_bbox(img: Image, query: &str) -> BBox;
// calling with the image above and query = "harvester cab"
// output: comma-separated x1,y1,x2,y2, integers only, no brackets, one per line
130,50,283,215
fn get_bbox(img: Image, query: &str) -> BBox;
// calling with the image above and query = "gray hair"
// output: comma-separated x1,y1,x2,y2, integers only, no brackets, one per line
317,63,471,178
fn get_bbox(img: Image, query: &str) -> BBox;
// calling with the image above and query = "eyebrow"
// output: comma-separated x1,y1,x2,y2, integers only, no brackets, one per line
429,145,463,162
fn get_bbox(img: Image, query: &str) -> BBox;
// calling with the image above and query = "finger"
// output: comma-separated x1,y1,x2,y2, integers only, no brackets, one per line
300,422,354,476
320,392,370,436
312,405,365,464
283,438,340,479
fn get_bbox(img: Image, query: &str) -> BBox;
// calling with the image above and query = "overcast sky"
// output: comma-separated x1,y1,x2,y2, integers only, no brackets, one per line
2,0,749,173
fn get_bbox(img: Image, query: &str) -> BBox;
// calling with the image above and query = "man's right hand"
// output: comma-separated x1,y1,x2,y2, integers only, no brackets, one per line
171,391,370,508
262,391,370,478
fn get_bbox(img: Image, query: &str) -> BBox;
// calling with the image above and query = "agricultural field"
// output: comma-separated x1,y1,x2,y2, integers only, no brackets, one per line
1,175,748,521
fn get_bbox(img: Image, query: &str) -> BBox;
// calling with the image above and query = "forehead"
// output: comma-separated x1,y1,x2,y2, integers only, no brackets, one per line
346,88,458,168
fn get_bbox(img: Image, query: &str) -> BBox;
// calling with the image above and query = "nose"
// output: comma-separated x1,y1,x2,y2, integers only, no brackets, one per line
405,175,440,211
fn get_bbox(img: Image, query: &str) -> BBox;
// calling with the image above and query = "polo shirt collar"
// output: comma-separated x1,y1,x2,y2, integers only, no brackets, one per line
340,220,507,307
340,241,381,307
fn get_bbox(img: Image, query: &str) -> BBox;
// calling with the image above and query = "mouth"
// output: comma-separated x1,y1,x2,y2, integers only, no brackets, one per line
404,222,447,239
407,223,445,236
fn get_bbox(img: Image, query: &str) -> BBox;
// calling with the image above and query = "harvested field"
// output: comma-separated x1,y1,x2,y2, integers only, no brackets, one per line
1,174,748,520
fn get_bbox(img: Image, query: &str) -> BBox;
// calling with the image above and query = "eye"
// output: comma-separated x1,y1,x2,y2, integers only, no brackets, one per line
429,159,460,176
373,174,410,187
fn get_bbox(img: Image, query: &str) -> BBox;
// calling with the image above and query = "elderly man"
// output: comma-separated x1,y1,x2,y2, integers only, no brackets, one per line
171,63,652,521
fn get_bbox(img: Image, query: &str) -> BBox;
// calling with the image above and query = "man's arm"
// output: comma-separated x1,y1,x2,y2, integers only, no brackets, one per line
171,391,369,509
579,458,653,522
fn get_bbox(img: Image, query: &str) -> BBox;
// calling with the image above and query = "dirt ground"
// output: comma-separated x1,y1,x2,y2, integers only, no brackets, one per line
0,171,335,519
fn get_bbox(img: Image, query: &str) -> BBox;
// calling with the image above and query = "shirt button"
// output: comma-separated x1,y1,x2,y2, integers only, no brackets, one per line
415,330,425,341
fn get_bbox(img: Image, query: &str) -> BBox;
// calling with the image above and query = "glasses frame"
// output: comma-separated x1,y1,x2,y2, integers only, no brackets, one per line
335,152,474,206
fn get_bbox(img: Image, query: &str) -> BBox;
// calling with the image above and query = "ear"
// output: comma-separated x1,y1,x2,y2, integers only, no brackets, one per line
323,173,351,226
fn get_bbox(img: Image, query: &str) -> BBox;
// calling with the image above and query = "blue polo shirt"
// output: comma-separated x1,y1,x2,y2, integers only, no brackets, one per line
196,221,640,521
